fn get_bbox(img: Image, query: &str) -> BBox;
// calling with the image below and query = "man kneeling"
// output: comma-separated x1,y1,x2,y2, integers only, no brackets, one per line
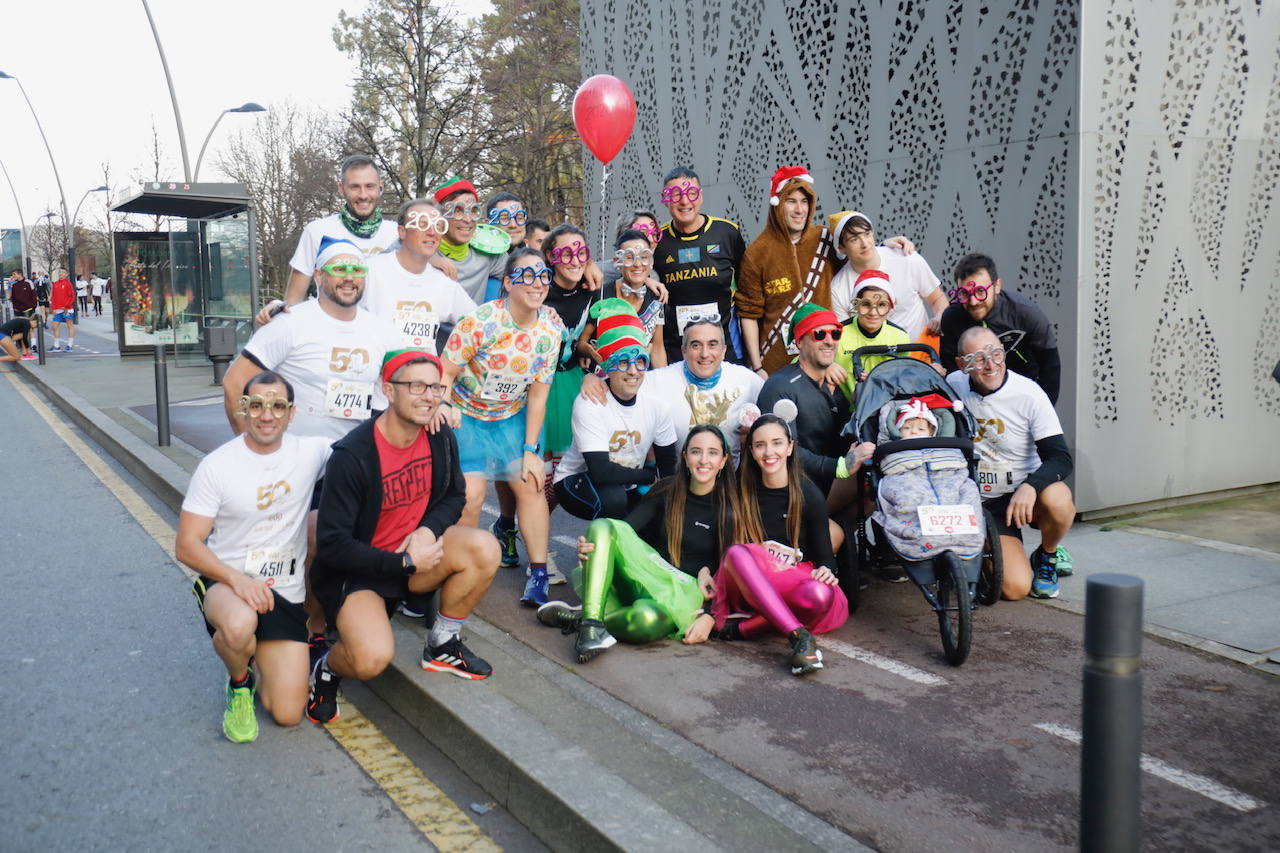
307,349,500,724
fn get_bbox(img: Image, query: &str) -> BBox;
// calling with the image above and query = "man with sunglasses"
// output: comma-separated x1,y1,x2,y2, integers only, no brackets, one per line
939,252,1061,404
306,351,502,723
947,327,1075,600
756,303,856,495
177,371,333,742
652,167,748,365
362,199,476,367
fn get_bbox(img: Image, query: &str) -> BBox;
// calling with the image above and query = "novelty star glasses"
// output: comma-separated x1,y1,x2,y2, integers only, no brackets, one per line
547,241,591,266
442,201,484,221
660,183,701,204
404,209,448,234
509,266,553,287
949,281,990,304
613,247,654,267
960,344,1006,372
488,208,528,227
236,395,294,418
320,262,369,278
683,311,722,326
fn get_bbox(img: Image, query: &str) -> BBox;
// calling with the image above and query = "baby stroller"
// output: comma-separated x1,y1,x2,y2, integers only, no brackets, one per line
840,344,1003,666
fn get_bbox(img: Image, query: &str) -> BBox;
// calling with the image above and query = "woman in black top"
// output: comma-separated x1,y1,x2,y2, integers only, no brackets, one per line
719,414,849,676
537,425,739,663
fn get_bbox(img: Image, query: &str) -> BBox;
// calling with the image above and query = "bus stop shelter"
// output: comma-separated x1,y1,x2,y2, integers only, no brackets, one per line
111,182,258,367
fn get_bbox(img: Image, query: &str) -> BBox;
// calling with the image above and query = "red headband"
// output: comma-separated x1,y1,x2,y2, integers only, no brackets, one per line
381,350,441,384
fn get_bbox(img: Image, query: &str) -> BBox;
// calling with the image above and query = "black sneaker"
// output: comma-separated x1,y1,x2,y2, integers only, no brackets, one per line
536,601,582,634
306,657,341,724
307,633,328,669
422,636,493,680
574,620,617,663
788,627,824,676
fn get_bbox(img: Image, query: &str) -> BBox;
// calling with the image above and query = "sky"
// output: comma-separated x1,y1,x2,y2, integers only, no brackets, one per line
0,0,491,234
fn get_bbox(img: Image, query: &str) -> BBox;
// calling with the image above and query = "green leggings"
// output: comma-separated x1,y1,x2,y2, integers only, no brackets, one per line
579,518,704,644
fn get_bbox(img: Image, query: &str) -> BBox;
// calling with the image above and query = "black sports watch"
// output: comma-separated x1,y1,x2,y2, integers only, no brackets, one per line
402,552,415,573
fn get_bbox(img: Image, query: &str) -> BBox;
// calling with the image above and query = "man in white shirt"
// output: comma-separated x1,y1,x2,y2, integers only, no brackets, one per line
176,371,333,743
946,327,1075,601
829,211,947,341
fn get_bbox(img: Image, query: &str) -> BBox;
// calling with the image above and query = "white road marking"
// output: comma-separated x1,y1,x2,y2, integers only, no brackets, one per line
822,638,948,685
1033,722,1265,812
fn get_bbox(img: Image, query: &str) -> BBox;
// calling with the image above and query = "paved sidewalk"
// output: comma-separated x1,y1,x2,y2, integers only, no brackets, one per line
10,341,1279,850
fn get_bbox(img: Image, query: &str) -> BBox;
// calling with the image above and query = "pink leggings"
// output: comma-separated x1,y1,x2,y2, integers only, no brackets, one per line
715,544,849,639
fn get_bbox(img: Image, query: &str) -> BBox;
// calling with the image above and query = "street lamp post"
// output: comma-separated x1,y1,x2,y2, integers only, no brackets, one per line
0,158,29,276
194,103,267,182
67,185,109,283
0,71,70,274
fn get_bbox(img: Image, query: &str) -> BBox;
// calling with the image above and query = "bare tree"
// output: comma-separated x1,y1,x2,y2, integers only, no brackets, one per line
333,0,491,201
216,101,339,301
128,119,176,232
29,210,65,275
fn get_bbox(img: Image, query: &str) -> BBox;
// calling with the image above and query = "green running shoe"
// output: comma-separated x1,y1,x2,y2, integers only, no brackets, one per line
1054,546,1074,577
222,680,258,743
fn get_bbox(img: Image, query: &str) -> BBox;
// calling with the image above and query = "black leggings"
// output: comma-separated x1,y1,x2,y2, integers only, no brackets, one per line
554,473,640,521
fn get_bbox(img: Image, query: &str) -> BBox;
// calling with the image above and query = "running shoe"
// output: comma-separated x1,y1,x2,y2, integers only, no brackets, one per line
397,601,426,619
306,657,342,724
788,627,824,676
575,620,617,663
307,633,328,669
546,552,566,586
1029,546,1060,599
421,636,493,680
489,519,520,568
223,678,258,743
520,567,549,608
20,354,36,360
536,601,582,634
1053,546,1074,577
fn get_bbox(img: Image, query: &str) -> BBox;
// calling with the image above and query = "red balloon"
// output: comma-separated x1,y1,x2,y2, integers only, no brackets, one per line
572,75,637,165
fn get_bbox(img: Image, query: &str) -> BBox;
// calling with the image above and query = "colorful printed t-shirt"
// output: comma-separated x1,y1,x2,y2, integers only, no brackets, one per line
443,299,562,420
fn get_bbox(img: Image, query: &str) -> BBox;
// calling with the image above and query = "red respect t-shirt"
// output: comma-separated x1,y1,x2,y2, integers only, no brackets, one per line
371,425,433,551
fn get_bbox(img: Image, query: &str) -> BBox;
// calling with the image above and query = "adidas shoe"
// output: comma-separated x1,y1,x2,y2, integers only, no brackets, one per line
306,656,342,724
421,636,493,680
574,620,617,663
307,633,328,669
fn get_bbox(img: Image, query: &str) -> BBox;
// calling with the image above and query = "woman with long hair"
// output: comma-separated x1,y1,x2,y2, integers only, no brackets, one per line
537,425,739,663
717,413,849,676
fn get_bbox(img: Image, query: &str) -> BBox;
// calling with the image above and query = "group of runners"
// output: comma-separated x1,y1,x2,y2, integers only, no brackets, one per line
1,267,107,358
177,155,1076,744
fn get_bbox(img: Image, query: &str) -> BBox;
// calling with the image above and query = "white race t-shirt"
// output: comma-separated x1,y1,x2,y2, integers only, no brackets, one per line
362,251,477,352
90,277,106,297
182,433,332,603
554,385,678,483
243,300,396,441
831,247,942,340
288,214,400,276
642,361,763,463
946,369,1063,498
75,280,89,297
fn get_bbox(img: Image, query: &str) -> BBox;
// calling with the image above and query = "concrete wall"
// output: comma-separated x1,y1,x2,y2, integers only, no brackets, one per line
580,0,1280,512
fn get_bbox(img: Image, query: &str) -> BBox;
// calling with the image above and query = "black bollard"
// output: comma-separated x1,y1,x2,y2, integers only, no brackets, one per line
1081,573,1144,852
154,343,171,447
36,314,47,366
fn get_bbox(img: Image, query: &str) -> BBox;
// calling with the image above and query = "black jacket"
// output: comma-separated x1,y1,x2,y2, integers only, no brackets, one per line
313,417,465,596
756,363,852,493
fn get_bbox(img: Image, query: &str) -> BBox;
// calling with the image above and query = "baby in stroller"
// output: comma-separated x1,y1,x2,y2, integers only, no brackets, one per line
853,394,985,562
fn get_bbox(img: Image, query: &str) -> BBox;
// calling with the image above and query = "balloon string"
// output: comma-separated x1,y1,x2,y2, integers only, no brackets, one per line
600,164,609,256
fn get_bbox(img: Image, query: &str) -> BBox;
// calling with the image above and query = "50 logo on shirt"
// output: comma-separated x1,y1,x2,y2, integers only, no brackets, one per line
329,347,371,373
607,430,643,467
973,417,1006,442
256,480,292,510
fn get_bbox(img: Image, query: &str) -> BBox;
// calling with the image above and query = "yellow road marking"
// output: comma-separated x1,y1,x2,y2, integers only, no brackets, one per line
5,372,501,851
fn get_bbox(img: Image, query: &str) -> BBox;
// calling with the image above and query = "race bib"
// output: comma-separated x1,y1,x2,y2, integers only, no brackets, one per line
675,302,718,334
244,547,300,595
325,379,373,420
917,505,981,536
977,461,1016,496
394,307,439,350
479,368,532,403
763,540,801,568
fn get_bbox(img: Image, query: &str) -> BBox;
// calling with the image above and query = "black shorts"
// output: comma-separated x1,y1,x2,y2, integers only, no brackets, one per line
982,493,1042,541
192,576,309,643
315,577,412,629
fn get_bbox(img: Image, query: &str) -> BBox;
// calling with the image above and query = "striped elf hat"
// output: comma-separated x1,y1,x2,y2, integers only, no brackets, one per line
591,298,649,361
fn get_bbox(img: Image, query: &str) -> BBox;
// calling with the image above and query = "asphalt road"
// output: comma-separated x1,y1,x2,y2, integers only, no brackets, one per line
0,368,543,853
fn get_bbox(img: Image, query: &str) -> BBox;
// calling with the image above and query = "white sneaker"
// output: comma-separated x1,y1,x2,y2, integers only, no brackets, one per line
546,552,567,585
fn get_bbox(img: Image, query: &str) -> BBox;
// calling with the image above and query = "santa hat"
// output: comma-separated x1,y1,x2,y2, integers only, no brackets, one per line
829,210,875,259
315,236,362,268
591,298,649,361
769,165,814,206
432,176,477,204
788,302,840,342
895,393,962,431
853,269,894,306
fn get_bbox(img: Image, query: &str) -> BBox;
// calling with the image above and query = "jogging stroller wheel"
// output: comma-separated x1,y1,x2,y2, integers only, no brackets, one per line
976,508,1004,606
937,551,972,666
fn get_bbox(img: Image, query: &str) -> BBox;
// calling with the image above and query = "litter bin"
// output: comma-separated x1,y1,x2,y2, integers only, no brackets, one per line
206,324,237,386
